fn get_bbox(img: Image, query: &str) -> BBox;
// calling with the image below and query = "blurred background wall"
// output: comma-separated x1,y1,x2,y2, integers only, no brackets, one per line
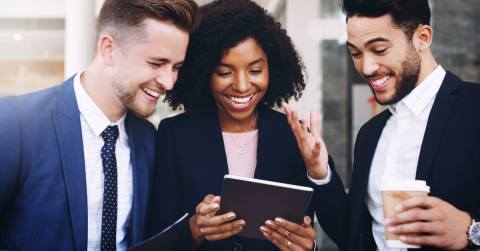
0,0,478,250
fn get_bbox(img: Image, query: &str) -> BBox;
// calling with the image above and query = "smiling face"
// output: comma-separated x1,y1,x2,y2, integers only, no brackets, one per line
111,18,189,118
210,38,269,129
347,14,422,105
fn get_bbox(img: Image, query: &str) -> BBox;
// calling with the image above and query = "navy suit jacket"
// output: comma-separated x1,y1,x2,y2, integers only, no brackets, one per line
312,71,480,251
148,104,317,251
0,76,156,250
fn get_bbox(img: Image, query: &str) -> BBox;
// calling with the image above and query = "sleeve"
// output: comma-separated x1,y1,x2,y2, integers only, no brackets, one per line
309,156,350,251
307,165,332,185
0,99,22,215
147,120,196,251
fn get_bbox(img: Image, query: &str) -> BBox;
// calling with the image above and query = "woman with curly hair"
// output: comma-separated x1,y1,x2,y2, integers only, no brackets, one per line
148,0,321,250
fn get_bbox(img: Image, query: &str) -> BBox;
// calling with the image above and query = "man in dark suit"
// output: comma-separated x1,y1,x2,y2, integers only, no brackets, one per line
284,0,480,250
0,0,200,250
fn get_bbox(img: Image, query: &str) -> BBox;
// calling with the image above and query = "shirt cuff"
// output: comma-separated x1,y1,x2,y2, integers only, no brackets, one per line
307,165,331,185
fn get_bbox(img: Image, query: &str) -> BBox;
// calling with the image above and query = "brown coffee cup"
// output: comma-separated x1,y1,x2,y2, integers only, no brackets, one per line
380,180,430,248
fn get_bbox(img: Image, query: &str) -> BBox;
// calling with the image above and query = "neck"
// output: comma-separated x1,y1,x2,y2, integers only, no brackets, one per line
217,107,259,133
415,49,439,87
81,56,126,122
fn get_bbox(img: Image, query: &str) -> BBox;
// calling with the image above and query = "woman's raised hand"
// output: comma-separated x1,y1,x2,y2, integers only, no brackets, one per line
190,194,245,248
261,216,316,251
283,103,329,180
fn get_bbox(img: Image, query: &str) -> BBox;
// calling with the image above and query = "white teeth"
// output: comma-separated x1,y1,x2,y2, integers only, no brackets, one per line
227,93,255,107
142,87,160,98
372,76,390,86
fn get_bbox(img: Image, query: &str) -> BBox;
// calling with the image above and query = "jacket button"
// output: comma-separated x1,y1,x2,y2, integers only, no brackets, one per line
233,243,242,251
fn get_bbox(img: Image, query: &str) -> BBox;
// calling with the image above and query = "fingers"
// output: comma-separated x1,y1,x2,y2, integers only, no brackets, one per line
197,212,237,227
196,199,220,216
262,217,315,251
262,227,300,251
199,218,245,236
395,195,437,213
274,217,314,239
203,224,244,241
386,208,438,227
309,110,320,138
388,221,444,235
283,103,292,125
398,235,447,247
290,107,301,134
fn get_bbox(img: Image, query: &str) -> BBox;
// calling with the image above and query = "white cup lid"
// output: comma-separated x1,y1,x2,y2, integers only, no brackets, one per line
380,180,430,193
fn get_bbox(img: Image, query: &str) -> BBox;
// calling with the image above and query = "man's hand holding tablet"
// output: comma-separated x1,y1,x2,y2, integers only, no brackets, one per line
189,194,245,248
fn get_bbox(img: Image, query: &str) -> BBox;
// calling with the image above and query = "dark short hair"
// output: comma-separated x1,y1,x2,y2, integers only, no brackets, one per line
342,0,431,39
97,0,201,47
164,0,306,113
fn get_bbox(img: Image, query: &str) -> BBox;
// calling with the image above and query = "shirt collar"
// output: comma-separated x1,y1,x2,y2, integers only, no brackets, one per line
388,65,446,117
73,71,129,143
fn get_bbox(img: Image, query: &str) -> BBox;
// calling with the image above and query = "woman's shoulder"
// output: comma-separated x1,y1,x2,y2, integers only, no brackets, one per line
260,106,289,126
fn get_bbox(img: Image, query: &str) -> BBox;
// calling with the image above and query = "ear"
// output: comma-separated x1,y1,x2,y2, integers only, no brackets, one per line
97,34,117,67
414,24,433,52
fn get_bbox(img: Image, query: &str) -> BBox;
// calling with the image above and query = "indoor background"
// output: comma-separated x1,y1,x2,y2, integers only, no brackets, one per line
1,0,478,249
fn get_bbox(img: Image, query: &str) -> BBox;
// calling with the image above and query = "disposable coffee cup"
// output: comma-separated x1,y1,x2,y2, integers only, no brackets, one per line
380,180,430,249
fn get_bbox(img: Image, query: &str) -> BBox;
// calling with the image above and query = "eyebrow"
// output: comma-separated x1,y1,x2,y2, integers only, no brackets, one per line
218,58,265,67
146,57,184,65
346,37,392,49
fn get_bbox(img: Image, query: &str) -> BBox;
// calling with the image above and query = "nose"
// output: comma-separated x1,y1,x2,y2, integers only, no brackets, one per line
155,66,175,91
231,71,251,93
362,54,380,77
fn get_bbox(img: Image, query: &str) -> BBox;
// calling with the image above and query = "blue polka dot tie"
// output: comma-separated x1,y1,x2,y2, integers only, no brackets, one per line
100,125,119,251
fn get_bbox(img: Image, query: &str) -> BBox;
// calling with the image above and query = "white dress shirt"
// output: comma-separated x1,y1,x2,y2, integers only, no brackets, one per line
73,71,134,251
311,66,446,251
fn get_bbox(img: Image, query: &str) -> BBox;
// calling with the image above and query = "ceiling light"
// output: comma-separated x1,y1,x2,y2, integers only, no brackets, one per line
13,33,22,41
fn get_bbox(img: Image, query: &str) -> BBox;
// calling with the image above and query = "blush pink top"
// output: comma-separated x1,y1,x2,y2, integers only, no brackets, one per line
221,130,259,178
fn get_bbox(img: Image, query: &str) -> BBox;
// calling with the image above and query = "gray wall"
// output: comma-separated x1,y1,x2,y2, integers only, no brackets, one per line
432,0,480,83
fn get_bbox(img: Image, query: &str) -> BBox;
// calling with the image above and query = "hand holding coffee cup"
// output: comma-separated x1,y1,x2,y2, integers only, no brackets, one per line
383,193,473,250
380,180,430,248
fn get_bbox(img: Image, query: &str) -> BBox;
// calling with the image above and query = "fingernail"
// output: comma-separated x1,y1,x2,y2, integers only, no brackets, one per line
263,232,269,238
212,204,219,210
237,220,245,227
236,227,243,233
275,218,283,224
265,220,274,227
384,218,391,226
400,235,407,242
228,213,235,220
388,226,396,233
395,204,403,212
260,226,268,232
304,216,311,224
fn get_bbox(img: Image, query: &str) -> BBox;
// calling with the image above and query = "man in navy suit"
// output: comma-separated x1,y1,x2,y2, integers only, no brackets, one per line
284,0,480,250
0,0,200,250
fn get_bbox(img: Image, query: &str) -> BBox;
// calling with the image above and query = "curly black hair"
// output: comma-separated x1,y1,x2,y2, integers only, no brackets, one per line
164,0,307,113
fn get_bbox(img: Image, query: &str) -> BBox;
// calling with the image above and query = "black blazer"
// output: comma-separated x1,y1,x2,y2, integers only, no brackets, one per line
148,104,316,251
312,71,480,251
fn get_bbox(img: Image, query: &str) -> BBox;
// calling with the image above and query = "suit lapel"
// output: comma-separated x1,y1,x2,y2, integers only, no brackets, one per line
126,113,149,245
201,110,230,177
350,110,391,229
416,71,460,181
52,75,88,251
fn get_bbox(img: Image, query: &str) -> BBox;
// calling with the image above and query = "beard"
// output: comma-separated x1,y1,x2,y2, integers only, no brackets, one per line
368,42,421,105
111,74,156,119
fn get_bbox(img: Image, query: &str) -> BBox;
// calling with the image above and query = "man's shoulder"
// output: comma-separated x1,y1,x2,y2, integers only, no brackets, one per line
127,113,156,136
0,85,61,118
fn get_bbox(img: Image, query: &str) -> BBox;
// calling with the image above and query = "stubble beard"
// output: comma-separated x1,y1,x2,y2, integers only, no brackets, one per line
111,75,157,119
371,42,422,106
